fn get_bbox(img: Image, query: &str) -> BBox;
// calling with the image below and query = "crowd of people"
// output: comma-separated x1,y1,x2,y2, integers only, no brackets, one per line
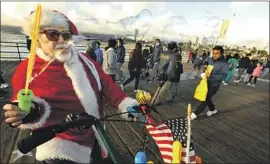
186,48,270,87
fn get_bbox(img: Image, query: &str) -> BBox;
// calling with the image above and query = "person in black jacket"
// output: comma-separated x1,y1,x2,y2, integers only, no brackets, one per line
244,59,257,84
154,41,178,105
234,53,251,82
120,42,144,92
26,36,31,51
116,39,126,81
170,53,183,96
85,41,97,61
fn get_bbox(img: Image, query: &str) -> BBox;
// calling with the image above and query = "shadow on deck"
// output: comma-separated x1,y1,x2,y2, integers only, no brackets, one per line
1,61,269,163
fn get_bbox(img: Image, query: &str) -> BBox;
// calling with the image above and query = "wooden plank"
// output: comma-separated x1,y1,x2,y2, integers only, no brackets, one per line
0,122,19,164
9,129,36,164
140,82,269,163
104,104,161,163
138,85,224,163
179,82,269,140
172,85,269,163
104,122,134,162
172,101,269,163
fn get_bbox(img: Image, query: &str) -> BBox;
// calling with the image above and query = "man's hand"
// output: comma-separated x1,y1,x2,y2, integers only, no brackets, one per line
3,104,27,127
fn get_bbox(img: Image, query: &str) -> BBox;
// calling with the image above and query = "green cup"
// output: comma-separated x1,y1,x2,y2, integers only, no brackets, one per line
17,89,34,113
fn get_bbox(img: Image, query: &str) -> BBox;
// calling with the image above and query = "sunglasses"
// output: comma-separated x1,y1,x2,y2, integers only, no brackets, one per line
40,29,72,41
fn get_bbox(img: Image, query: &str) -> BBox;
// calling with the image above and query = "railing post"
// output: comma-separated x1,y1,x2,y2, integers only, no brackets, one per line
16,43,22,62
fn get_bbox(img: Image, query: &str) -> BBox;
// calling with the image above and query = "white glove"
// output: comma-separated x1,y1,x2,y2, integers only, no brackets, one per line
200,73,206,79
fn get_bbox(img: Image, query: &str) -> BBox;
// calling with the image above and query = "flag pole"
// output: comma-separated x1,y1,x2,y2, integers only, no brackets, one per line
186,104,192,164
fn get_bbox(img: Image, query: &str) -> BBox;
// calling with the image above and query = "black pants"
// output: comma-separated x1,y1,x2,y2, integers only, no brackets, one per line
108,74,116,83
122,70,141,90
194,83,220,115
0,74,6,84
249,75,257,84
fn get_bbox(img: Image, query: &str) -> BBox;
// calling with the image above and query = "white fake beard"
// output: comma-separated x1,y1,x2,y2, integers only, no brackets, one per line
54,42,72,62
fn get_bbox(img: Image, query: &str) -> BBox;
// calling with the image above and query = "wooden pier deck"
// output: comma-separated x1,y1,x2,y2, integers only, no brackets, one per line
1,60,269,164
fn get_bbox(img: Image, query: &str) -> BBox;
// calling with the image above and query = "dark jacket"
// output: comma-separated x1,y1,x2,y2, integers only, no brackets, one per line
159,52,178,82
247,61,257,74
128,49,144,72
205,56,229,86
86,42,97,61
26,37,31,51
117,45,126,63
238,57,250,69
170,62,183,83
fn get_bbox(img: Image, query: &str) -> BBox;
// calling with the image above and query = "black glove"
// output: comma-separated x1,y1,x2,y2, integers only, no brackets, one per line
9,102,41,127
65,113,93,131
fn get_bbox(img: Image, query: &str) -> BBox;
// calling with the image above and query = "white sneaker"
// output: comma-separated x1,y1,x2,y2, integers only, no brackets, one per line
191,112,197,120
120,84,125,91
206,109,217,116
234,80,240,83
223,82,228,85
0,83,9,89
251,84,255,87
246,83,251,86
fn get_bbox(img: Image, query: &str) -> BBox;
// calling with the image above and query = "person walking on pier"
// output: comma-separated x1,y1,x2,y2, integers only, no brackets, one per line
103,38,118,82
234,53,251,83
149,39,162,83
0,69,9,89
247,62,264,87
116,38,126,82
191,45,229,120
222,53,239,85
120,42,144,92
154,41,178,105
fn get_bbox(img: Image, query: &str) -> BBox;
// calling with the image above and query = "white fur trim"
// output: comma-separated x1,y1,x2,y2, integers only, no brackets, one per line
18,96,51,129
23,10,69,37
36,48,54,61
64,47,100,119
36,138,91,163
118,97,139,120
78,52,102,91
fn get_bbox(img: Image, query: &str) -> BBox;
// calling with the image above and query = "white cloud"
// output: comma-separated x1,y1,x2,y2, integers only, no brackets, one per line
1,2,268,44
230,2,253,11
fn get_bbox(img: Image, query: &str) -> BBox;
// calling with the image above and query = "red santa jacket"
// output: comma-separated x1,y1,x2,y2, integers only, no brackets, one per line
11,47,138,163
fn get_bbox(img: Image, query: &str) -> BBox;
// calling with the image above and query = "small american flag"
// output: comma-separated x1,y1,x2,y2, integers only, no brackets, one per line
145,117,196,164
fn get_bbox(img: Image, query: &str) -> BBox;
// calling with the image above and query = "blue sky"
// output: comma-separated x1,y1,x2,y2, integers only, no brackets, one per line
1,2,269,45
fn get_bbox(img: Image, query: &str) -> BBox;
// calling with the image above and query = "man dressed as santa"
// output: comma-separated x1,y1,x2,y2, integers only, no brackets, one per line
3,9,139,163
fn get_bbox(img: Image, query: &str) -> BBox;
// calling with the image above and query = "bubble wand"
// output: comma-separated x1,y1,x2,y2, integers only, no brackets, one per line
186,104,192,164
18,4,42,113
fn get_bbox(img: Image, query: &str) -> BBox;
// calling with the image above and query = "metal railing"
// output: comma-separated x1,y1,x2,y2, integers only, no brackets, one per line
0,41,88,61
1,41,189,62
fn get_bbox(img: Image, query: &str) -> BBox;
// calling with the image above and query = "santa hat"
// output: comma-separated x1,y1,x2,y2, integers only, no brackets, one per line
23,9,79,36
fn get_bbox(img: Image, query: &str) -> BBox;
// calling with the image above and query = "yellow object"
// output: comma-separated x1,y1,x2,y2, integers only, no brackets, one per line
205,65,214,78
172,141,182,163
186,104,192,164
136,90,152,104
25,4,42,94
195,156,202,164
194,74,208,101
219,20,230,39
17,89,34,113
147,161,154,164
